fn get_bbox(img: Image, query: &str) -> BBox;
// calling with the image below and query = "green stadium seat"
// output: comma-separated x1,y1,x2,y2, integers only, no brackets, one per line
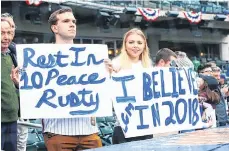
97,122,108,128
100,125,113,135
27,129,40,145
26,144,38,151
201,58,207,64
96,117,106,123
101,136,113,146
207,58,213,62
216,60,222,67
99,125,113,146
214,57,219,61
36,141,47,151
105,116,115,123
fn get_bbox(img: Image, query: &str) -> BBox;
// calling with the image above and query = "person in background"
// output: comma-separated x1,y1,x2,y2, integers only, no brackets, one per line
211,66,228,126
1,13,16,37
219,75,229,115
174,52,213,130
1,13,17,66
154,48,177,67
175,51,194,69
22,38,27,44
197,64,213,77
219,74,227,88
192,56,200,72
2,12,29,151
200,62,228,126
175,52,218,130
32,37,39,43
1,18,19,151
105,28,153,144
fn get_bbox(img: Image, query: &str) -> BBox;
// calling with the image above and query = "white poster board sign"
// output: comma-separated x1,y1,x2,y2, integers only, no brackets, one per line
111,68,204,138
202,102,217,128
17,44,112,119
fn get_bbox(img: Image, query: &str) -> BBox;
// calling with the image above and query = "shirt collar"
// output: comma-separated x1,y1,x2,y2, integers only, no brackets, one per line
1,49,10,56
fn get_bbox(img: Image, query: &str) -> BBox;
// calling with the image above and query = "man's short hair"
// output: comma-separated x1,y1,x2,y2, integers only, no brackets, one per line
212,66,221,72
48,8,73,26
155,48,177,64
1,18,12,27
197,64,212,73
205,61,217,68
1,12,13,19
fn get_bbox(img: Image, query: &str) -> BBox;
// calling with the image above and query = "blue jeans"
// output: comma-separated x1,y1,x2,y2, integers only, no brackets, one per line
1,121,17,151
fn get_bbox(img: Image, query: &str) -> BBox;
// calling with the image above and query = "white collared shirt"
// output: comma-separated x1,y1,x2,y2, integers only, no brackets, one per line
42,117,98,135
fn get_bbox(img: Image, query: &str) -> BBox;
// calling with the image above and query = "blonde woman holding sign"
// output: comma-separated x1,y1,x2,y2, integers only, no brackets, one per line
105,28,153,144
105,28,152,72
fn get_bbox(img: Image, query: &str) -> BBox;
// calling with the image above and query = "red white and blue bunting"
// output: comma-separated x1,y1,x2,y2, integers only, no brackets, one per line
137,8,160,21
183,11,202,24
25,0,42,6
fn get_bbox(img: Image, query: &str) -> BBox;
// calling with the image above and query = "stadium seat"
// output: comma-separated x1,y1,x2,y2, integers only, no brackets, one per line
200,58,207,64
100,125,113,135
36,141,47,151
101,136,113,146
99,125,113,146
216,60,222,67
213,57,219,61
27,129,40,145
96,117,106,123
27,128,48,151
97,121,108,128
30,119,42,133
221,61,228,70
26,144,38,151
226,68,229,77
207,58,213,62
105,116,115,123
104,116,116,129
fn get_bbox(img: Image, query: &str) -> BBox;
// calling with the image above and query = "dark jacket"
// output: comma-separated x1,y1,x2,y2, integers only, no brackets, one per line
215,86,228,126
199,74,220,105
9,42,18,67
9,42,21,117
199,74,227,125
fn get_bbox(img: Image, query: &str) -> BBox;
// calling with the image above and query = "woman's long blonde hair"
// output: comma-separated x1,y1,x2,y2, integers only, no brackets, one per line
114,28,152,69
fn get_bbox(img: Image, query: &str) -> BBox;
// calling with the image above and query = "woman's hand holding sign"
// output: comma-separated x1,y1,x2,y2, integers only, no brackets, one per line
104,59,120,75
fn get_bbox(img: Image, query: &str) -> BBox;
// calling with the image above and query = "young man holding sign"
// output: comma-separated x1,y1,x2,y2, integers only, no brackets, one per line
42,8,102,150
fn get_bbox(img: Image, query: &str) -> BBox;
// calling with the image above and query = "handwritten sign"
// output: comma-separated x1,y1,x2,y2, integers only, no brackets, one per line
201,102,217,128
17,44,112,119
111,68,203,138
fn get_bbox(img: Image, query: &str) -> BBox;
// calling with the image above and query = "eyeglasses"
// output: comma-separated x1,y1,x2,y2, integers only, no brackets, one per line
201,70,212,73
212,69,221,72
212,67,221,72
